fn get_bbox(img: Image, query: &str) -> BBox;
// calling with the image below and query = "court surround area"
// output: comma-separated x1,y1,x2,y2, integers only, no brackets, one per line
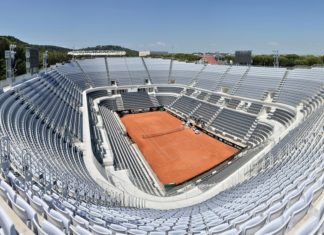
121,111,239,185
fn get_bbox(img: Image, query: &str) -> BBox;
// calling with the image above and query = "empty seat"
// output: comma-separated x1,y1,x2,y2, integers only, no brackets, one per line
41,220,65,235
46,209,70,231
90,224,112,235
0,207,17,235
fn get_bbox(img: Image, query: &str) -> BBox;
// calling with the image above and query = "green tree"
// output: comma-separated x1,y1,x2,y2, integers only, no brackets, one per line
253,55,273,66
294,59,308,66
304,55,322,66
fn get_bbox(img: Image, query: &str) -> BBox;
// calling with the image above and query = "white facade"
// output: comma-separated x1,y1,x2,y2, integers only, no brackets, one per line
68,50,126,56
139,51,168,57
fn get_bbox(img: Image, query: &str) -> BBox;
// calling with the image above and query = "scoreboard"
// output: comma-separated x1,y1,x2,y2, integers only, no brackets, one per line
26,47,39,74
235,50,252,65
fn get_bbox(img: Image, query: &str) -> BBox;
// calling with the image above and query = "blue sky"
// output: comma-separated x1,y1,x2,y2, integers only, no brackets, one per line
1,0,324,54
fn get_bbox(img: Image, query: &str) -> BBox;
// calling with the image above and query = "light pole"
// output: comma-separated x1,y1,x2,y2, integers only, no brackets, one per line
273,50,279,68
5,44,16,84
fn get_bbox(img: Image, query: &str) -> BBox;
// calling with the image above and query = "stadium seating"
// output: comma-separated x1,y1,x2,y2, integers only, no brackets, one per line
191,102,220,123
0,206,17,235
56,58,323,108
88,97,106,164
0,105,322,234
88,90,109,99
121,92,157,110
99,106,161,195
15,73,83,140
268,108,295,127
170,61,204,85
234,66,286,100
143,58,171,84
156,86,183,93
227,98,241,109
125,57,150,85
0,58,323,235
196,91,208,100
156,95,177,106
0,77,113,208
170,96,200,116
207,94,222,104
247,123,273,147
217,66,248,93
194,64,230,90
107,57,133,86
77,58,110,87
247,103,263,115
185,88,195,96
274,68,324,107
210,109,256,140
56,62,91,90
100,99,118,111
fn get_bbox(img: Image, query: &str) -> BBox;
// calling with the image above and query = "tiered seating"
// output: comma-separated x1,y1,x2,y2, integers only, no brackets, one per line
234,67,286,100
107,57,132,86
248,123,273,146
54,60,324,111
0,206,18,234
100,99,118,111
275,68,324,107
78,58,109,87
191,102,219,123
247,103,263,115
195,64,230,91
1,58,323,235
207,94,221,104
87,90,108,99
121,92,156,110
43,70,83,106
125,57,149,85
144,58,170,84
268,108,295,126
170,61,203,85
196,91,208,100
1,104,322,235
99,106,160,195
170,96,200,116
0,89,104,205
56,62,90,90
227,99,241,109
194,64,229,90
185,88,195,96
15,72,83,140
171,95,262,141
88,98,105,164
157,86,183,93
149,95,160,107
210,109,256,139
217,66,248,93
156,96,176,106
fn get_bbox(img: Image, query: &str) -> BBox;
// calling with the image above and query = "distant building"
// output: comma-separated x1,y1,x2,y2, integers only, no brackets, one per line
200,54,217,64
139,51,168,57
68,50,126,56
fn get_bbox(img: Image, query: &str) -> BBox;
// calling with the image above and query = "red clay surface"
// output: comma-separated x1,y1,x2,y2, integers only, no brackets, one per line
121,111,238,185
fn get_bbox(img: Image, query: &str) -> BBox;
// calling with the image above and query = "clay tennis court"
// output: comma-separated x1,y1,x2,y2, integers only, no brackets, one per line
121,111,238,185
